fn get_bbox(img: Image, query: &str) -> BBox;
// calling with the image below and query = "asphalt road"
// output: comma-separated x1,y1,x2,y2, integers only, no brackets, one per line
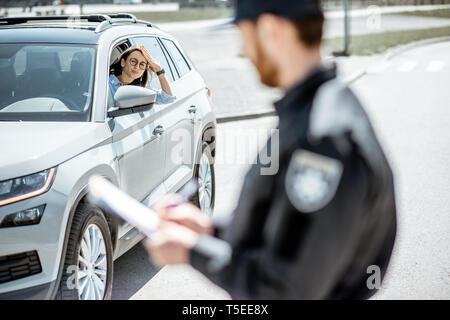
353,41,450,299
112,40,450,300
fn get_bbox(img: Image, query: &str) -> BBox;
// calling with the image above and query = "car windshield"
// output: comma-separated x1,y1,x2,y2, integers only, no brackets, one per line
0,43,96,121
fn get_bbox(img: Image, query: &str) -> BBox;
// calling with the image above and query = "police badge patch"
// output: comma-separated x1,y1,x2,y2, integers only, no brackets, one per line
285,149,343,213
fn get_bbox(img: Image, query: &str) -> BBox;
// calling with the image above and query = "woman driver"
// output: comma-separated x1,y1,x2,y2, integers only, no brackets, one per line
109,45,175,106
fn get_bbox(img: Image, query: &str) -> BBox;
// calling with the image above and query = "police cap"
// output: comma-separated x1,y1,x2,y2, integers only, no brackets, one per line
233,0,323,24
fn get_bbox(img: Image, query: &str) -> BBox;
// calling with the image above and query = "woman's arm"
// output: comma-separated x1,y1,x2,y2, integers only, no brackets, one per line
140,45,174,97
157,71,174,96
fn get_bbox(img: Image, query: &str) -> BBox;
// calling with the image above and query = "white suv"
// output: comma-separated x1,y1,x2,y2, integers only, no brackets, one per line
0,13,216,300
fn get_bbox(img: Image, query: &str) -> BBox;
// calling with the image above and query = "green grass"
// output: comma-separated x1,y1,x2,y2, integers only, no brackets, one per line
387,8,450,19
323,25,450,56
127,8,233,23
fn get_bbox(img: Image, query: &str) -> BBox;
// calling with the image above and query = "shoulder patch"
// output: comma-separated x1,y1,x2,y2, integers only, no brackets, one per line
285,149,343,213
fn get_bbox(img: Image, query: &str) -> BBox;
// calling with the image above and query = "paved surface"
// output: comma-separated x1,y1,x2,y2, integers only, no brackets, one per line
112,40,450,300
353,41,450,300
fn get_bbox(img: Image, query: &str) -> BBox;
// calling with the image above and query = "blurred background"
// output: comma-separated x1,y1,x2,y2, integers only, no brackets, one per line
3,0,449,115
1,0,449,300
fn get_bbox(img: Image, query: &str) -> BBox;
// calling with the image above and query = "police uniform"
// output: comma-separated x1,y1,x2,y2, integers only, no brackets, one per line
189,1,397,300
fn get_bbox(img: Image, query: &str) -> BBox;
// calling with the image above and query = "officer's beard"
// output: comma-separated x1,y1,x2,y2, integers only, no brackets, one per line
253,37,279,88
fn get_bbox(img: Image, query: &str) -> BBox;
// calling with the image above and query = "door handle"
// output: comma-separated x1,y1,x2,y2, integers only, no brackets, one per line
188,106,197,124
188,105,197,114
153,125,165,136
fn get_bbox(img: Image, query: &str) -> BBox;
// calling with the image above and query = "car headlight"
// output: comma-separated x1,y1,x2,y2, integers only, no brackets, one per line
0,168,56,207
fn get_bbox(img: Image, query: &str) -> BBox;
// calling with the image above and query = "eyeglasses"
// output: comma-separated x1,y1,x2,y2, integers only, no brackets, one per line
128,58,148,70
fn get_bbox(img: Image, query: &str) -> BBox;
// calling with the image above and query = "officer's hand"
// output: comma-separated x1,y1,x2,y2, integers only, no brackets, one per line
152,195,214,236
144,220,198,266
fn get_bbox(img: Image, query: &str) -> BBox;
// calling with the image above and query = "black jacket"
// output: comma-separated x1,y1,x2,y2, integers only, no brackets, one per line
190,63,397,299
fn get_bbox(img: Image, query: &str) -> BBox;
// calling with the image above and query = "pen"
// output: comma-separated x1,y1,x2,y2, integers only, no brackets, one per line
165,178,200,208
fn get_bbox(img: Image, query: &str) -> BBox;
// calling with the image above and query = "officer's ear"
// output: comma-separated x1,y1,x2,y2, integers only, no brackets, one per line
256,14,289,56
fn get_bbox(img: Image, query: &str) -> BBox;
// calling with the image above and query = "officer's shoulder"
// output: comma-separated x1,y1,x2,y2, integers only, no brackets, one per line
308,77,370,146
285,78,370,214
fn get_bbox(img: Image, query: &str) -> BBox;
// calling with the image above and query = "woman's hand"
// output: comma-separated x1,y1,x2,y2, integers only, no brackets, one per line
140,45,174,96
140,45,162,72
152,195,214,236
143,196,213,266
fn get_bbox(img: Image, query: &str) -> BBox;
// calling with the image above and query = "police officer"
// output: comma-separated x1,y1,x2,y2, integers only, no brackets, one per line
145,0,397,299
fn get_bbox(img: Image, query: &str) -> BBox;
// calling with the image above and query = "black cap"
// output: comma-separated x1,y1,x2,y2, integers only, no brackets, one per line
233,0,323,24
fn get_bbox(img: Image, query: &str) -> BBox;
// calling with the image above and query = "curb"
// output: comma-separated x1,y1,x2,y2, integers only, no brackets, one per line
384,36,450,61
215,36,450,124
216,110,277,123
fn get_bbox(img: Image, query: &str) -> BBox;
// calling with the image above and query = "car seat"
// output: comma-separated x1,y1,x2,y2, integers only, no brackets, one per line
0,62,16,109
67,51,93,109
20,51,63,100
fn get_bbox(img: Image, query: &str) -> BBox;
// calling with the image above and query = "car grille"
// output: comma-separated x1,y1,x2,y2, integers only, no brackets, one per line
0,251,42,284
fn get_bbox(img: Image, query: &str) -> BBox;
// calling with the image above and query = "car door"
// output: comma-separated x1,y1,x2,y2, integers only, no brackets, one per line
158,37,201,192
132,36,194,193
108,40,166,205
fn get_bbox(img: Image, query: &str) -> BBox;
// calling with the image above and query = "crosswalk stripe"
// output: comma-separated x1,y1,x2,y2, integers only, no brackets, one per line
368,61,392,74
397,60,418,72
426,61,445,72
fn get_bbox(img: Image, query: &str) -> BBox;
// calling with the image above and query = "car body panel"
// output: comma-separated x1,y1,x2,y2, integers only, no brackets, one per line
0,122,111,181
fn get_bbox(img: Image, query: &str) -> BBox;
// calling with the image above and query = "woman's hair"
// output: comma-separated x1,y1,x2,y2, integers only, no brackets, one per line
110,47,153,87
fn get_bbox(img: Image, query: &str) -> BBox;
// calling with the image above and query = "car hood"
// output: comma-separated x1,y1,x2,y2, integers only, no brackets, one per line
0,122,111,181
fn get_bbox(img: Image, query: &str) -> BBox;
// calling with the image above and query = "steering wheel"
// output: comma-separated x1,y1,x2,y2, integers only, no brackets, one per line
38,94,81,111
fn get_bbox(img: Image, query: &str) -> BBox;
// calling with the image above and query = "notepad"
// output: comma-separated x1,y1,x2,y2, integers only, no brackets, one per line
88,175,159,238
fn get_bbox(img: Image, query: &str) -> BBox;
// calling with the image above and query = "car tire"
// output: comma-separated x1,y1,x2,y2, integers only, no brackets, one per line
56,203,113,300
191,141,215,217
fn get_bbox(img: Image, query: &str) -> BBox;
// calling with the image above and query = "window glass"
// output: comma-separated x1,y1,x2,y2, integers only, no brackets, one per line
160,40,179,81
133,37,175,90
161,39,191,77
0,43,95,122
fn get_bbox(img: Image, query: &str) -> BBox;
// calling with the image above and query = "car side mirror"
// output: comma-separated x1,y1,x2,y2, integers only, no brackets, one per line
108,85,156,118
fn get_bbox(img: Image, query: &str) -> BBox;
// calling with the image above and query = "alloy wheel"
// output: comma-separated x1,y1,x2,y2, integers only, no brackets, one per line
77,224,107,300
198,153,213,216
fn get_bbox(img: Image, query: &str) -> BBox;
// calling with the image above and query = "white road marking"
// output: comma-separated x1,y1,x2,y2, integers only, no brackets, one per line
368,61,393,74
426,60,445,72
397,60,418,72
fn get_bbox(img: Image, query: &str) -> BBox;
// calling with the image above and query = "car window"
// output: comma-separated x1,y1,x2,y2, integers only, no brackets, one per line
159,39,180,81
133,37,175,90
161,39,191,77
0,44,95,122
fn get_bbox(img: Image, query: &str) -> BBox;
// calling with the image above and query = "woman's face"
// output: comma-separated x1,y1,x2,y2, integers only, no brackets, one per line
121,50,147,81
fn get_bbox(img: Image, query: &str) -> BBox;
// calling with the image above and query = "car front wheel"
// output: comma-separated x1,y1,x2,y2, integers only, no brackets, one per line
57,203,113,300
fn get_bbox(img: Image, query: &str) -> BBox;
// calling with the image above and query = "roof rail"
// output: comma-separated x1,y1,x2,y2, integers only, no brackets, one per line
0,13,159,32
0,15,111,25
106,13,137,20
94,13,160,33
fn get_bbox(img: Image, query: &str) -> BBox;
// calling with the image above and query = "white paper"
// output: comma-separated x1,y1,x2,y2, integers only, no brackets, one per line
88,175,159,237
